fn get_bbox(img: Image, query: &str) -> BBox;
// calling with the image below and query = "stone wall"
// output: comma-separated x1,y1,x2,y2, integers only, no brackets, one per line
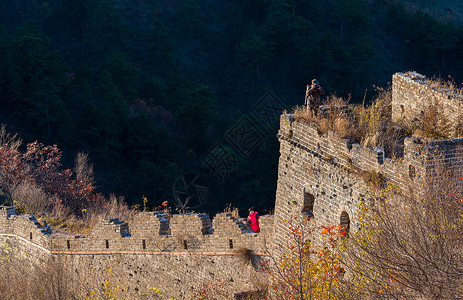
274,117,384,246
273,109,463,247
392,71,463,136
0,206,272,298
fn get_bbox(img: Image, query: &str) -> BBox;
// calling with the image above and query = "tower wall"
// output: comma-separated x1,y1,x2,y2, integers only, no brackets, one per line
392,72,463,136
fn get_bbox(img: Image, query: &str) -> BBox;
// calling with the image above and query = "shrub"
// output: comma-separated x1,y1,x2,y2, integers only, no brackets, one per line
346,168,463,299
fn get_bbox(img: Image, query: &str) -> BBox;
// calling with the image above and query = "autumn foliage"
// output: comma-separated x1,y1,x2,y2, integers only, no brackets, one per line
0,125,133,232
0,139,103,215
265,216,349,300
346,173,463,299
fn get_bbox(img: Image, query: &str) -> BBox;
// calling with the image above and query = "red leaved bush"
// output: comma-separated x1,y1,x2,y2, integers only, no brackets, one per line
0,128,104,217
22,142,104,215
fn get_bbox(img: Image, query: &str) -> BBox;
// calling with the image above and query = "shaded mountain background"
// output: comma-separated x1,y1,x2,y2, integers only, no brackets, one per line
1,0,463,215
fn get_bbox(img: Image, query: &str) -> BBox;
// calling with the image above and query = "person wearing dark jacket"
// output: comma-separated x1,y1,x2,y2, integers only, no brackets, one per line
305,79,324,115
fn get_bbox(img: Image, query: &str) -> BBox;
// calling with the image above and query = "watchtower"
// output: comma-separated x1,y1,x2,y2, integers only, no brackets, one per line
272,72,463,247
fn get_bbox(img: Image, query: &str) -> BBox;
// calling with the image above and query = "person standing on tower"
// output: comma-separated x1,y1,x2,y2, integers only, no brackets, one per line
305,79,324,116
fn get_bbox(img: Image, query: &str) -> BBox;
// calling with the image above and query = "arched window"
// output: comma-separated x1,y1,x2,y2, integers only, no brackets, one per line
340,211,350,237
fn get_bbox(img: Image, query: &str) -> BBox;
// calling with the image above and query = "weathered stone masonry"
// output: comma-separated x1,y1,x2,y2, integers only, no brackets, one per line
273,72,463,247
0,206,273,298
392,71,463,136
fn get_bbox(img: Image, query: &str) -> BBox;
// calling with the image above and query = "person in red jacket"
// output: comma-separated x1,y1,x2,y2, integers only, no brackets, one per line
247,207,260,233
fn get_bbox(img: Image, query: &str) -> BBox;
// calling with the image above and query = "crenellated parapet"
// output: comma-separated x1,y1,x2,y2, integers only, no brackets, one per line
0,206,15,218
278,116,404,187
0,207,273,254
170,213,213,236
278,114,463,196
0,206,51,247
92,218,130,238
130,212,169,237
0,207,272,298
392,72,463,137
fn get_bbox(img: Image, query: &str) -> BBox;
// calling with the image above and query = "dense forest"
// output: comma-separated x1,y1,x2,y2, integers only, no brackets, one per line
1,0,463,215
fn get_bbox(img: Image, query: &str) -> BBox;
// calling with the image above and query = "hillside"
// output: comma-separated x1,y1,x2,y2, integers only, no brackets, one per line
1,0,462,215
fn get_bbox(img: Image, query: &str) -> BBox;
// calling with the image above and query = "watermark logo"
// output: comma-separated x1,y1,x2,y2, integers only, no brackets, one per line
201,142,241,183
173,90,285,209
172,172,209,211
251,90,286,130
225,115,266,158
201,90,284,183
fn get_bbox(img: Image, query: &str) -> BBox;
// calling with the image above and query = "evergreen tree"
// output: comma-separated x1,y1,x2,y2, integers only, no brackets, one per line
61,0,87,39
236,35,275,80
146,19,173,73
12,22,68,143
333,0,369,40
0,27,21,113
102,50,140,101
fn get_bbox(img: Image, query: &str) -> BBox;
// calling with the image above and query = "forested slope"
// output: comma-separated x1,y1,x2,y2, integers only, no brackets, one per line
0,0,462,214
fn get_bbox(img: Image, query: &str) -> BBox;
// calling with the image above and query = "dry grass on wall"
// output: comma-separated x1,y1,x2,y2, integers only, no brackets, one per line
291,85,462,159
292,95,359,142
44,194,137,234
292,89,405,157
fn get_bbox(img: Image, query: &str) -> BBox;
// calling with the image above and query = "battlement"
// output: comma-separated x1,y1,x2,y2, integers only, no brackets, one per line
0,207,273,254
0,206,15,218
392,72,463,136
278,115,400,185
274,115,463,248
0,207,272,298
278,113,463,191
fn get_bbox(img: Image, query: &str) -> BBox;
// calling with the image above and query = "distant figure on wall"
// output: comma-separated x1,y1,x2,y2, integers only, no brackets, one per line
247,207,260,233
305,79,324,115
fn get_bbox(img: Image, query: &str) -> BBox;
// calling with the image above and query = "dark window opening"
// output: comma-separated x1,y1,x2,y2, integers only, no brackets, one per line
229,239,233,249
105,240,109,249
340,211,350,238
183,240,188,250
302,192,315,217
29,232,32,240
142,239,146,249
67,240,70,249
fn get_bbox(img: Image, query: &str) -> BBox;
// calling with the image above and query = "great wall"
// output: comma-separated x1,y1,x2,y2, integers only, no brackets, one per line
1,72,463,298
0,206,274,298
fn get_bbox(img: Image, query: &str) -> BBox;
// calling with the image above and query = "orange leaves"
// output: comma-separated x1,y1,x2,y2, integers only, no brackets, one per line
269,219,347,299
319,225,342,237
